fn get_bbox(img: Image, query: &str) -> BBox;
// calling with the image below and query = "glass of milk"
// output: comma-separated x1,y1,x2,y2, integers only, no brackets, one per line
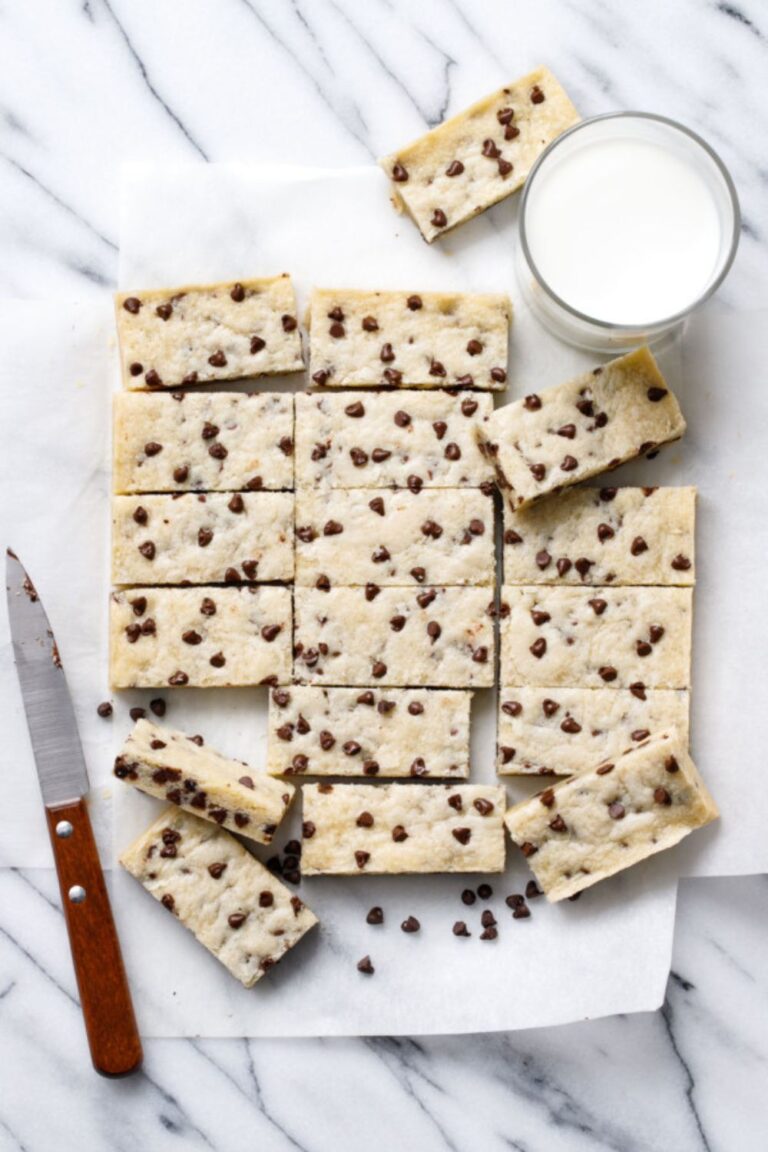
517,113,740,352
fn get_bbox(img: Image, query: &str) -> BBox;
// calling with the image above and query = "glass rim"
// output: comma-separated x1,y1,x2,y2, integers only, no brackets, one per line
518,111,742,333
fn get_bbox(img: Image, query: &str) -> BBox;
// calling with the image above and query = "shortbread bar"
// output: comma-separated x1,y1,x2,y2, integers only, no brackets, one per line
478,348,686,509
113,392,294,494
504,730,718,901
500,586,692,689
114,718,294,843
120,808,317,986
110,586,292,688
301,782,506,874
497,687,689,776
294,586,495,687
115,275,304,389
380,67,579,242
295,390,493,490
295,487,494,587
504,487,696,586
308,288,510,389
112,493,294,585
267,686,471,778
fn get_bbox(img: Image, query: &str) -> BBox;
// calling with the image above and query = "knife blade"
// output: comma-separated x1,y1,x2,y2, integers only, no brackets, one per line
6,549,142,1077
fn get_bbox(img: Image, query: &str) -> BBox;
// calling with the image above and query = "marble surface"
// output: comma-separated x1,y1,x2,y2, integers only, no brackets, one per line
1,0,767,1148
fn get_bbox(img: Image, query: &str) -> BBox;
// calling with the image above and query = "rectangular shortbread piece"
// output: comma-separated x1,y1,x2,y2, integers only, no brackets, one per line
302,782,506,874
110,586,292,688
112,493,294,585
308,288,510,390
504,487,696,586
115,275,304,389
113,392,294,494
120,807,317,986
497,687,689,776
500,586,692,690
504,730,718,901
479,348,686,510
294,586,494,687
267,686,472,778
380,67,579,243
114,718,294,843
295,487,494,587
296,390,493,490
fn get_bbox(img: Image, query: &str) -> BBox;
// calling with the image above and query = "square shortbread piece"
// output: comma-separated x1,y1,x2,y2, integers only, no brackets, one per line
497,687,690,776
295,390,493,490
504,730,718,901
301,782,506,874
379,67,579,242
478,348,686,510
267,685,472,778
114,718,294,843
294,586,495,687
503,486,696,585
112,493,294,585
120,807,317,987
295,487,494,588
110,586,292,689
308,288,510,389
113,392,294,494
115,275,304,389
500,585,692,690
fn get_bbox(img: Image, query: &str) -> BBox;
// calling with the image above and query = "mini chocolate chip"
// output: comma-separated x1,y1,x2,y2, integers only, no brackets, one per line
490,367,507,383
535,549,551,570
144,441,162,457
380,342,395,363
198,527,213,547
631,536,649,555
575,558,593,577
608,801,626,820
366,584,381,601
654,787,672,805
530,463,546,481
448,795,463,812
281,314,298,332
392,825,408,842
357,955,375,975
472,646,489,664
355,851,370,870
343,740,361,756
312,370,329,385
369,496,385,516
561,455,578,471
410,758,428,777
672,554,691,571
430,360,446,378
138,541,155,560
228,912,247,929
123,296,142,314
372,661,387,679
461,888,476,906
250,335,266,354
97,701,113,718
324,520,344,536
401,916,420,933
649,625,665,643
502,700,522,717
453,921,471,936
407,295,423,310
599,666,618,682
549,814,568,833
647,387,668,402
208,350,227,368
201,421,219,439
366,906,384,925
408,701,424,716
531,610,551,625
632,729,651,742
361,315,379,331
431,208,447,228
636,640,653,657
596,762,615,776
498,158,513,177
589,598,607,615
394,409,411,427
209,442,228,460
392,162,408,182
524,394,542,411
261,624,282,642
474,798,494,816
530,638,547,658
477,883,493,899
446,160,465,177
350,447,369,467
161,894,175,911
665,756,680,774
371,448,392,463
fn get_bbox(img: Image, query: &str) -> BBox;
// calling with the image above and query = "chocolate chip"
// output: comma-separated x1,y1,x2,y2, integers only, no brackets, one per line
350,447,369,467
392,825,408,842
461,888,476,906
366,906,384,925
144,369,163,388
355,851,370,870
477,883,493,899
531,610,551,626
448,795,463,812
482,138,501,158
372,661,387,679
228,912,247,929
608,801,625,820
535,549,551,570
148,697,166,717
530,463,546,481
382,369,403,386
401,916,420,933
524,394,542,411
431,208,447,228
356,811,374,828
530,84,545,103
202,421,219,439
596,762,614,776
654,787,672,806
161,894,175,911
636,640,652,657
324,520,343,536
97,701,113,718
380,342,395,363
138,541,156,560
665,756,680,774
281,314,298,332
560,455,578,471
362,316,379,331
631,536,649,555
168,671,189,686
520,842,538,858
357,955,375,975
588,598,607,615
372,546,390,563
446,160,465,177
345,400,365,418
144,441,162,457
429,360,446,378
407,475,423,493
490,367,507,383
407,295,423,310
599,666,618,682
649,625,665,643
647,387,668,402
209,442,227,460
671,554,691,571
250,336,266,354
366,584,381,602
632,729,650,742
472,646,489,664
312,370,329,386
261,624,282,642
530,638,547,659
363,760,379,775
371,448,391,463
453,920,471,937
392,162,408,182
394,409,411,427
208,350,227,368
558,423,577,439
198,527,213,547
501,700,522,717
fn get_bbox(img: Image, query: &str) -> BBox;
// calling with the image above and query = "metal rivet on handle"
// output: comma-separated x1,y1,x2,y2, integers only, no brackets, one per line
68,885,86,904
56,821,74,838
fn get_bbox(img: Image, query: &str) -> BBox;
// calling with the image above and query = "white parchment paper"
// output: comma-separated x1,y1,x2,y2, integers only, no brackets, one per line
0,164,764,1036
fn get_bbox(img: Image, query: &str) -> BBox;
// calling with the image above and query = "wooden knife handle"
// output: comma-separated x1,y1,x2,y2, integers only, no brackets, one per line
45,797,143,1077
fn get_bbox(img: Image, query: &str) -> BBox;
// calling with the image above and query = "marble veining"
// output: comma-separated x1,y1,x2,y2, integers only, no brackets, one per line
1,0,767,1147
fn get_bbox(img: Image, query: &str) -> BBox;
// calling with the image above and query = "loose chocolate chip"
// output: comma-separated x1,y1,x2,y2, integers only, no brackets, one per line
647,387,668,402
588,598,607,615
446,160,465,177
608,801,626,820
357,955,375,975
407,295,423,310
361,315,379,331
392,825,408,842
394,409,411,427
453,920,471,937
97,701,113,718
481,910,497,930
665,756,680,774
431,208,447,228
477,883,493,899
461,888,476,906
535,549,551,570
671,554,691,571
129,706,146,722
366,906,384,926
392,162,409,182
530,638,547,658
355,851,370,870
401,916,420,933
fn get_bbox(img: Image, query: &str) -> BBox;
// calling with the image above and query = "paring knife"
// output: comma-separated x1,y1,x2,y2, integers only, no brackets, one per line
5,549,142,1077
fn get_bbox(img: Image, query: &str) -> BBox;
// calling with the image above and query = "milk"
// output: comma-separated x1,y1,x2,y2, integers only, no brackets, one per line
524,133,726,327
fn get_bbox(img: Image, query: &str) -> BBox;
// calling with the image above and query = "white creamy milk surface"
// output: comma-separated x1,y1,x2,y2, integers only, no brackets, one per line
525,137,724,326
